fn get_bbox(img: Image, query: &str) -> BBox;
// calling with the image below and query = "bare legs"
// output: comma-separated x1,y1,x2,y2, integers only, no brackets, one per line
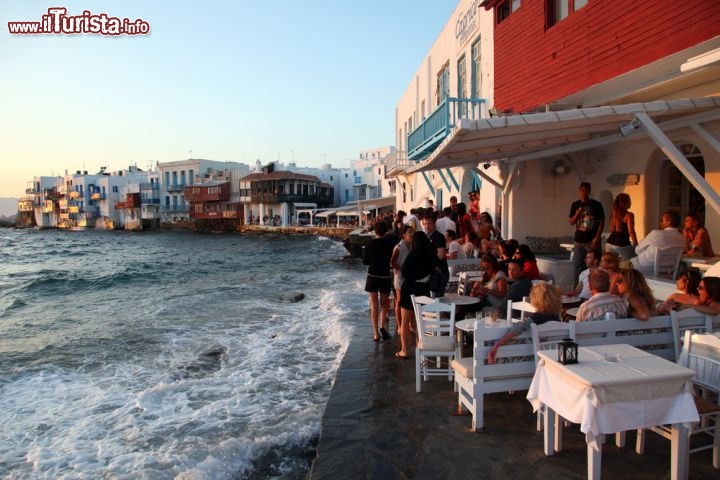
398,306,415,357
369,292,380,341
394,288,403,335
369,292,390,341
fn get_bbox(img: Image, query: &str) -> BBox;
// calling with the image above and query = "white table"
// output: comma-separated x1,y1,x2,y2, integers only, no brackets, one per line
527,344,698,480
561,295,582,304
438,293,482,306
681,256,720,272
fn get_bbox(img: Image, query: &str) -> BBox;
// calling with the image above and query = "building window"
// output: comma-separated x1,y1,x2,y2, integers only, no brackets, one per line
457,54,467,100
471,37,482,100
497,0,520,23
547,0,587,27
436,62,450,106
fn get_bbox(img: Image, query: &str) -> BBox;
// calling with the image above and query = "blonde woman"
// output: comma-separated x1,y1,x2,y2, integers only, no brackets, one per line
487,283,562,364
605,193,638,260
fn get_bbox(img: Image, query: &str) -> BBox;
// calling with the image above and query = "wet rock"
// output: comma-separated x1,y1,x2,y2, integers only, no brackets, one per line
278,291,305,303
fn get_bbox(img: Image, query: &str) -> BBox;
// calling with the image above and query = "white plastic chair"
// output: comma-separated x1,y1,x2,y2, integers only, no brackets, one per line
458,271,483,296
653,245,683,279
636,331,720,469
412,295,456,393
670,308,712,361
531,320,576,450
506,296,536,322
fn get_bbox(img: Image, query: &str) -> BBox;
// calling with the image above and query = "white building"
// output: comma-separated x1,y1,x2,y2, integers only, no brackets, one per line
157,159,250,223
389,0,497,217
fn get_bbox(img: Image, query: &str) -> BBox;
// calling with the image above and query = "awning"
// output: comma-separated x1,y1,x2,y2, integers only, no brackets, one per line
407,96,720,172
357,195,396,211
406,96,720,216
293,202,317,208
315,208,342,218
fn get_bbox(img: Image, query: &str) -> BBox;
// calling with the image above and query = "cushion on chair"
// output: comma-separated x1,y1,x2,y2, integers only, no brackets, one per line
451,358,473,379
693,394,720,415
418,336,455,351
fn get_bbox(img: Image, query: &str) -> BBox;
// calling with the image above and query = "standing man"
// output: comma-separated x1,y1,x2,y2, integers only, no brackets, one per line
449,195,459,224
422,214,449,297
363,222,395,341
568,182,605,280
435,207,456,236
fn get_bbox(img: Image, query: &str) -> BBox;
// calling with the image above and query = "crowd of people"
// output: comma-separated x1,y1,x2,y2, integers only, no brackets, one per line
363,183,719,362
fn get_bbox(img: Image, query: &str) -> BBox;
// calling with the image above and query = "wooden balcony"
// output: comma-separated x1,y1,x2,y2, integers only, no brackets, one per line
407,97,487,160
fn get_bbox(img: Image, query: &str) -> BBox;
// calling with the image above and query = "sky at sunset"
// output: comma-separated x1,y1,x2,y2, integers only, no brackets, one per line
0,0,457,197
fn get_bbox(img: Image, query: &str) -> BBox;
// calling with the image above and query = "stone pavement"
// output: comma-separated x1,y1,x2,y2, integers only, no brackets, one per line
308,320,716,479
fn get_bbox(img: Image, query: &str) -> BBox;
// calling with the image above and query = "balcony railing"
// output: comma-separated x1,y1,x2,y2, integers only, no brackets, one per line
166,183,187,193
249,194,333,205
407,97,486,161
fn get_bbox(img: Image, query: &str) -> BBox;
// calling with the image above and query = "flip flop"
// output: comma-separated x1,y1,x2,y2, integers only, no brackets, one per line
373,336,380,342
379,328,390,340
395,352,410,359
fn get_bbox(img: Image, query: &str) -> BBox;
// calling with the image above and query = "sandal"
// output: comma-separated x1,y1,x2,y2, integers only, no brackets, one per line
395,352,410,359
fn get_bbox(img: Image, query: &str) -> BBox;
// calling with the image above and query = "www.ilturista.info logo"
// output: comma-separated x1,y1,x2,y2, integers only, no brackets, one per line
8,7,150,35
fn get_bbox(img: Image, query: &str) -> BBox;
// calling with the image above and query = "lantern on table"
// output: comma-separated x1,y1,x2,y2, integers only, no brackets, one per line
557,338,578,365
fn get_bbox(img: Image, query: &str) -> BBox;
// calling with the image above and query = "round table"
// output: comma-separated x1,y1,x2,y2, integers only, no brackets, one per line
438,293,482,306
566,306,580,318
561,295,582,304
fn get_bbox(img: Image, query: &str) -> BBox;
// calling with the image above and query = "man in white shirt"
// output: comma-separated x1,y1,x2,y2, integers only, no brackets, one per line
570,249,600,300
435,207,456,236
631,211,686,271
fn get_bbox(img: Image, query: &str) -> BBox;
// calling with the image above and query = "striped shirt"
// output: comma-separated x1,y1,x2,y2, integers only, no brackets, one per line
575,292,627,322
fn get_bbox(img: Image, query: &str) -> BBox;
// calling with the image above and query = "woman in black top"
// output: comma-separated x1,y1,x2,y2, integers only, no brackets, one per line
605,193,638,260
397,232,438,358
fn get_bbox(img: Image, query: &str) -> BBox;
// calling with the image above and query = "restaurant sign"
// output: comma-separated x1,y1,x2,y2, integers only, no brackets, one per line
455,0,479,51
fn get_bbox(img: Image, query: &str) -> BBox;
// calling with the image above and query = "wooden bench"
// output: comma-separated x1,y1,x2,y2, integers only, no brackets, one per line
452,315,683,431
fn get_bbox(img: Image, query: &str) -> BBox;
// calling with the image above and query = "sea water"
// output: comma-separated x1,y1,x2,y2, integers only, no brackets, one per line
0,228,366,479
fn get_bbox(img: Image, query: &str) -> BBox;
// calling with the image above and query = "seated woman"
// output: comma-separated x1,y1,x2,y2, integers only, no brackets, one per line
680,276,720,315
445,229,466,260
657,270,700,313
487,282,562,364
469,254,508,310
616,269,657,321
514,244,540,281
683,212,715,257
600,251,621,295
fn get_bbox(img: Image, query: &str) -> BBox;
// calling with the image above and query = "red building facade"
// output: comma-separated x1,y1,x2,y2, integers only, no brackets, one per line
484,0,720,112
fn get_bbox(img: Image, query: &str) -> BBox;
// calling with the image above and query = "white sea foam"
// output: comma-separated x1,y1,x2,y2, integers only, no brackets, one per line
0,230,367,479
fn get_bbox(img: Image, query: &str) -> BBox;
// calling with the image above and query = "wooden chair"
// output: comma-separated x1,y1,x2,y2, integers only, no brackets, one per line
506,296,535,322
670,308,711,361
412,295,456,393
636,331,720,470
653,245,683,279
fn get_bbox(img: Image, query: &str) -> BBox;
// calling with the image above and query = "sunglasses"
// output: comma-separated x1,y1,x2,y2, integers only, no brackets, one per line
616,278,624,284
